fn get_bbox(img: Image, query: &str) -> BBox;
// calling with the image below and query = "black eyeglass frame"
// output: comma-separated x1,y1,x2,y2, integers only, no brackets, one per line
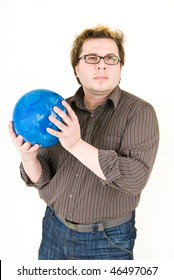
78,54,121,65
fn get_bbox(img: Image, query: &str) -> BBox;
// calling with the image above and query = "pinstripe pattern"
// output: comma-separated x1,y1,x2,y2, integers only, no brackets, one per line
20,85,159,224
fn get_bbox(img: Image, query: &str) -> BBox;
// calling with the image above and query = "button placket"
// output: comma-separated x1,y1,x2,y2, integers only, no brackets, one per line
82,112,96,142
65,168,82,221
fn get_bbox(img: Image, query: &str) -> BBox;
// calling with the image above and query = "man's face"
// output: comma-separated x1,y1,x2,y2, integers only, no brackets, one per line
75,38,122,96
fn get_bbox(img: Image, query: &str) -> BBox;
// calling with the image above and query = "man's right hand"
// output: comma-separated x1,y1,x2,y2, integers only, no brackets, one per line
8,121,40,161
8,121,42,183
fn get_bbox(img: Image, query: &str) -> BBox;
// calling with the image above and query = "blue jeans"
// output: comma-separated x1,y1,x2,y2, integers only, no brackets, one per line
38,206,137,260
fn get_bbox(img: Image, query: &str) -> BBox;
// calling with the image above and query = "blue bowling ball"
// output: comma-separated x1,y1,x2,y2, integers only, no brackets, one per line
12,89,66,147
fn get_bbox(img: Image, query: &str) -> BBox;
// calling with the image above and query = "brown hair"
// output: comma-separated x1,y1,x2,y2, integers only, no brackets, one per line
70,25,125,83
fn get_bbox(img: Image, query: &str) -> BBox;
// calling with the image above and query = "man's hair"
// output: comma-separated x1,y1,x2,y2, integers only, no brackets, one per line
70,25,125,83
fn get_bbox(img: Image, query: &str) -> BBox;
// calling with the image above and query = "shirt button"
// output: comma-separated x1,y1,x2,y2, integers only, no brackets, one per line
69,193,73,198
68,213,72,219
66,212,72,217
75,173,79,177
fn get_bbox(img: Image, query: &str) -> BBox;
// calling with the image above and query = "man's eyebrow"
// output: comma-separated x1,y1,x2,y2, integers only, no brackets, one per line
83,53,118,56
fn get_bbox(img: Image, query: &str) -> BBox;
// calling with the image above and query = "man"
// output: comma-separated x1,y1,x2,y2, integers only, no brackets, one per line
9,25,159,260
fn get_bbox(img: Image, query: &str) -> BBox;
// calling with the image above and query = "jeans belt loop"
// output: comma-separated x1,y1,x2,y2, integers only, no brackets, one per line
56,212,133,233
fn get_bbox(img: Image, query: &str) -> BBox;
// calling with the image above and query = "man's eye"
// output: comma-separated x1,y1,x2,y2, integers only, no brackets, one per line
88,56,98,61
106,56,114,61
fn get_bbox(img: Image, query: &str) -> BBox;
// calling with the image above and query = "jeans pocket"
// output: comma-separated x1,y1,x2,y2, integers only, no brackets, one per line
102,220,137,254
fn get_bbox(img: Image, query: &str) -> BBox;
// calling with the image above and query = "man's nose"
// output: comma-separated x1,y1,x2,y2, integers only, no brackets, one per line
97,58,106,69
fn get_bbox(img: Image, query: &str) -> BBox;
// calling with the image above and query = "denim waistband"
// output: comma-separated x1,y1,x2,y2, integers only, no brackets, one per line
56,212,133,233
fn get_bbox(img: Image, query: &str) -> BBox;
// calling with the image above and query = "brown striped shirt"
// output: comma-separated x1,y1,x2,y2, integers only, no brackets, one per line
20,85,159,223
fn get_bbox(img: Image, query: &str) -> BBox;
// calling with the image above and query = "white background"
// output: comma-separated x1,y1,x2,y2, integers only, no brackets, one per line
0,0,174,261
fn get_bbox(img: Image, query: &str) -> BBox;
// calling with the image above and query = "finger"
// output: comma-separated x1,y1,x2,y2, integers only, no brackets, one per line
19,141,32,150
12,134,33,150
8,121,39,151
8,121,24,145
48,115,66,130
8,121,25,145
52,106,70,126
46,127,62,138
16,139,39,152
62,100,78,122
21,142,40,152
15,135,24,144
8,121,17,140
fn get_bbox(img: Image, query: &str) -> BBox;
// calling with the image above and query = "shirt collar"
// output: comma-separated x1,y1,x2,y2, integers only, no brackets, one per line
70,85,121,110
107,85,121,109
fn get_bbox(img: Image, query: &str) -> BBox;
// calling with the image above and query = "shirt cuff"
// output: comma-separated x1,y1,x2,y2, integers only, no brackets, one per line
98,149,121,186
20,159,52,189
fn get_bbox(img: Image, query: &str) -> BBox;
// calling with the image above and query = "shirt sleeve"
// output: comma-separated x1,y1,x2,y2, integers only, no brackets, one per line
20,149,53,190
98,103,159,195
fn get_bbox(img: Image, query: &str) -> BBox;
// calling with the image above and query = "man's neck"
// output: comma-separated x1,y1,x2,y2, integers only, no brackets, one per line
84,91,110,111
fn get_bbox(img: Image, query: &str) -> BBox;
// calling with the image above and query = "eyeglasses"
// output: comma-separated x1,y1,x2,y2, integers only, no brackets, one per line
78,54,121,65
